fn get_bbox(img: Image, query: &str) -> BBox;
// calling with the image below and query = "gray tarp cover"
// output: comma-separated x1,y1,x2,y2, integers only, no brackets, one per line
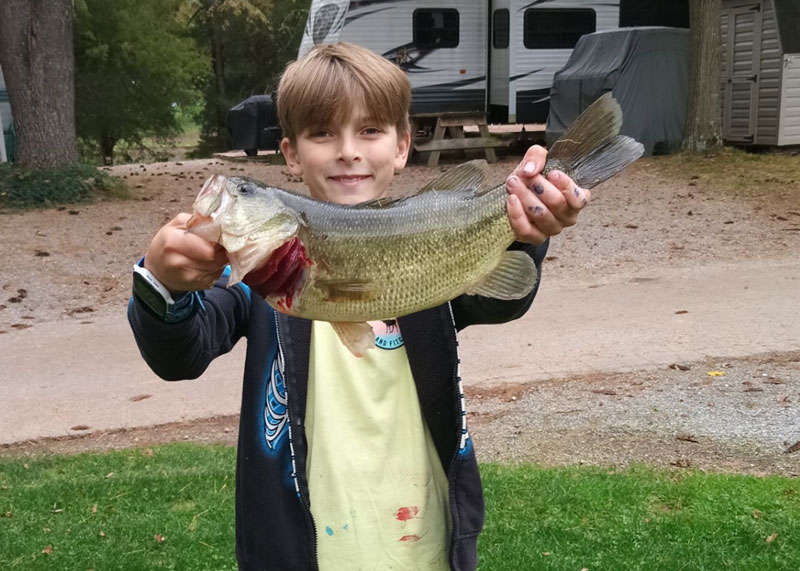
546,27,690,155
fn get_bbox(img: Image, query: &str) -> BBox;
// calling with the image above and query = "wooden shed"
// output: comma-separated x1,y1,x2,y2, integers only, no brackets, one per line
721,0,800,145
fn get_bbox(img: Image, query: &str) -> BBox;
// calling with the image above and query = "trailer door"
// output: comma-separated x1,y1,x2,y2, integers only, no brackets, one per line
489,0,511,122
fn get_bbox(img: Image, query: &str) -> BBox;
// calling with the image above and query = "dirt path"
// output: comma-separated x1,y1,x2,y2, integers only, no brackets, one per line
1,153,800,474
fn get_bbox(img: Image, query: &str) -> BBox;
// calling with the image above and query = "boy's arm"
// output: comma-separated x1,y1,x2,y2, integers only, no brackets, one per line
128,280,250,380
453,146,588,329
128,214,246,381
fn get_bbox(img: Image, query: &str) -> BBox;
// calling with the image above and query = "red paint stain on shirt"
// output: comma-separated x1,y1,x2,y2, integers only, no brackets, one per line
395,506,420,521
399,534,421,542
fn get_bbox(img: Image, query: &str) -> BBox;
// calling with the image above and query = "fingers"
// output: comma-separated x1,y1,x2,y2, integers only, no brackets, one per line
547,170,591,214
510,145,548,180
506,193,549,245
506,175,565,241
144,213,228,293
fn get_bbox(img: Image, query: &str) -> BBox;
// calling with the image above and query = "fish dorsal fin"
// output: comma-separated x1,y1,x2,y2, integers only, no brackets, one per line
547,92,644,189
419,159,487,194
465,250,538,300
331,321,375,357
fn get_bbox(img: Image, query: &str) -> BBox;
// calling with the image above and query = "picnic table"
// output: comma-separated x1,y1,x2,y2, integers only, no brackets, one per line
411,112,509,167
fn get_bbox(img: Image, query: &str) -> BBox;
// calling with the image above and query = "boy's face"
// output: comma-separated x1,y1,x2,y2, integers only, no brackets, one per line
280,107,410,205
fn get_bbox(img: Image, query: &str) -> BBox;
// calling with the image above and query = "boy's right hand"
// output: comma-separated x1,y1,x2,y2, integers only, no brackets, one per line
144,213,229,294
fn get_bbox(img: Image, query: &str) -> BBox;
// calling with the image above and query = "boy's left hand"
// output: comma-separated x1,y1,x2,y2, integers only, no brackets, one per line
505,145,590,244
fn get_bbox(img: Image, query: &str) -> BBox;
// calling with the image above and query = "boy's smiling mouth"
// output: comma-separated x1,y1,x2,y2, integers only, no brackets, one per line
329,174,372,186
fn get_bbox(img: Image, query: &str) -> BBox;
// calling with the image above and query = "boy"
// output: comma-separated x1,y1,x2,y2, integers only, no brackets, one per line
129,43,588,570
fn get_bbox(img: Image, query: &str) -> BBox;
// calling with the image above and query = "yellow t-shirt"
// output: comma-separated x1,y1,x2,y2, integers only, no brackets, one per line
306,320,450,570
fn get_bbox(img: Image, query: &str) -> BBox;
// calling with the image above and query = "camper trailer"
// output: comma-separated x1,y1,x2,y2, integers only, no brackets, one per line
300,0,689,124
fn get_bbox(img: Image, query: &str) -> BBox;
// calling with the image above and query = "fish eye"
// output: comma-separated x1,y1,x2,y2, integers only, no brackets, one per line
239,183,257,195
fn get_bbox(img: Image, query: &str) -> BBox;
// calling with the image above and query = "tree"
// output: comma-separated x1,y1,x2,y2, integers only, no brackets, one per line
682,0,723,152
0,0,78,168
73,0,205,164
188,0,308,154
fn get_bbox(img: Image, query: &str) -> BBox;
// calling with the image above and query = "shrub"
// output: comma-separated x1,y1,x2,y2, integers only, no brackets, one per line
0,162,128,208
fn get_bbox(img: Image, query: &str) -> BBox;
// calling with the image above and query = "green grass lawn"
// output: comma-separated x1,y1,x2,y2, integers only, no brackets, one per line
1,444,798,570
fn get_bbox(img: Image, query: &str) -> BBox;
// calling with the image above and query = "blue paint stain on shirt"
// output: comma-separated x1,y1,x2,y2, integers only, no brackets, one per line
325,526,334,536
343,524,348,531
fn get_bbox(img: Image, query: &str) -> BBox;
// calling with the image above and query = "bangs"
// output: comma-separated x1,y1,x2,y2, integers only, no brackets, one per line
296,69,398,133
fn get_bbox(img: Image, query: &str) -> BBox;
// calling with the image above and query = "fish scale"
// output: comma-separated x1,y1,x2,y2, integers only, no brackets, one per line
272,184,514,321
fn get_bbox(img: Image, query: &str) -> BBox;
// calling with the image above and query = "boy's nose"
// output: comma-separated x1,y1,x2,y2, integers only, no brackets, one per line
338,133,361,163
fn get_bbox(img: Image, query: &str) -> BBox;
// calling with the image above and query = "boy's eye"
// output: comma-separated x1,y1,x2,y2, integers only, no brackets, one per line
363,127,383,135
309,129,331,138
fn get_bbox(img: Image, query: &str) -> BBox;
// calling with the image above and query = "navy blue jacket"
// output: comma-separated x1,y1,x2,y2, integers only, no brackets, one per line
128,241,547,571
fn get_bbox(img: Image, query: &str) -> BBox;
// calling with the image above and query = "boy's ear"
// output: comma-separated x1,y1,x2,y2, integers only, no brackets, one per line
280,137,303,176
395,130,411,170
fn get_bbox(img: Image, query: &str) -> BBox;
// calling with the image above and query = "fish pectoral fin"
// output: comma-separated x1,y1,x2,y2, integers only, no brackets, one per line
419,159,487,193
465,251,538,300
317,278,378,302
331,322,376,358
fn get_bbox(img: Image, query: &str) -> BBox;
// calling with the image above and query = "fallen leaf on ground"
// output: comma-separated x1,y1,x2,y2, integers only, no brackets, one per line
784,441,800,454
669,363,690,371
105,472,114,479
677,434,699,443
130,394,153,402
766,533,778,543
154,533,166,543
707,371,726,377
752,510,761,518
71,425,90,431
42,545,53,555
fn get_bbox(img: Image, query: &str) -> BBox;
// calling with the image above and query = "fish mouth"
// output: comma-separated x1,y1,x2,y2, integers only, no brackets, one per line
186,175,232,243
186,213,221,243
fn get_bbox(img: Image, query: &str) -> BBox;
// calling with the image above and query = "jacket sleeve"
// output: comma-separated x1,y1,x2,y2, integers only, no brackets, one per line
450,239,548,331
127,277,251,381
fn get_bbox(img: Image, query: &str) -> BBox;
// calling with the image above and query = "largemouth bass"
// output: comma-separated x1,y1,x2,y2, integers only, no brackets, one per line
187,93,644,355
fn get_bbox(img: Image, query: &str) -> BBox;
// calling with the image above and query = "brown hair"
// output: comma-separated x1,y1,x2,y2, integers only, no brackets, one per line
277,42,411,141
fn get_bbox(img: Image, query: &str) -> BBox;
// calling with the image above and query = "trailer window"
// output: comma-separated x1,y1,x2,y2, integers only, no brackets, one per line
523,9,596,49
413,9,459,48
620,0,689,28
493,9,510,49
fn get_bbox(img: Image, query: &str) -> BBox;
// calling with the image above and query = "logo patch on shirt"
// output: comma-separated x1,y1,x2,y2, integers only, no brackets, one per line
372,319,404,350
264,350,288,450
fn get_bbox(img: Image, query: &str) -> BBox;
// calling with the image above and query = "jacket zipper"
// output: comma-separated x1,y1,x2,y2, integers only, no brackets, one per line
273,311,320,569
446,302,467,570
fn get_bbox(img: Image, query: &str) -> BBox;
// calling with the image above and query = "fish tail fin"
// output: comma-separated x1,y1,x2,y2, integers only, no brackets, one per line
547,93,644,189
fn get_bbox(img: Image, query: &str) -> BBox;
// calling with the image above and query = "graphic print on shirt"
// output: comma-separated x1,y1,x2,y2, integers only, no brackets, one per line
372,319,404,350
264,349,288,451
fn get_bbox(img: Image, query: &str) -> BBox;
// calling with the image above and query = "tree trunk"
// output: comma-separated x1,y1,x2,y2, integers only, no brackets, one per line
0,0,78,167
682,0,723,153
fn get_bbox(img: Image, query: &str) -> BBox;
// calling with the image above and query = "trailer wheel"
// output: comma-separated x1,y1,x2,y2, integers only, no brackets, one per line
245,148,258,157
